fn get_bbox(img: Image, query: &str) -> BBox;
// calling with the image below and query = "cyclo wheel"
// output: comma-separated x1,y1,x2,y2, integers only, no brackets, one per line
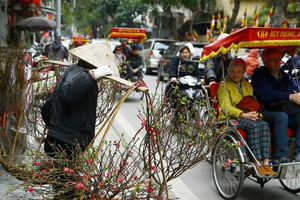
212,132,245,200
279,178,300,193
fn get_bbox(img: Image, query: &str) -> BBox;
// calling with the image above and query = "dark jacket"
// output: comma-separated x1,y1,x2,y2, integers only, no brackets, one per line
42,65,98,147
204,54,232,84
169,55,201,81
122,45,132,56
127,53,143,70
45,41,68,60
251,66,299,110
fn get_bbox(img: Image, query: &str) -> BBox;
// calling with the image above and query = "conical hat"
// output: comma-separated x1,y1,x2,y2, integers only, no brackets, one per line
69,42,120,77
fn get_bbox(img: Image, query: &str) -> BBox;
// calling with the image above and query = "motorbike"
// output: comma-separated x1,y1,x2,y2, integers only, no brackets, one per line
166,75,206,122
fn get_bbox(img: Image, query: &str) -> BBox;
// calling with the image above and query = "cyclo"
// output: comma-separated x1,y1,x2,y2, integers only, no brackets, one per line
107,27,148,99
200,27,300,200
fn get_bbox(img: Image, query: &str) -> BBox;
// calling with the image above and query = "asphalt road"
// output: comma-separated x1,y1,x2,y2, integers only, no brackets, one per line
113,72,300,200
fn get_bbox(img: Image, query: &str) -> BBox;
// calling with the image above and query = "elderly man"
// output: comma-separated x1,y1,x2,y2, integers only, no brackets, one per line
251,48,300,163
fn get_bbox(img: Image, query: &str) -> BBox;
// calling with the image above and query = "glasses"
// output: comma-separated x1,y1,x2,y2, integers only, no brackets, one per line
116,49,122,51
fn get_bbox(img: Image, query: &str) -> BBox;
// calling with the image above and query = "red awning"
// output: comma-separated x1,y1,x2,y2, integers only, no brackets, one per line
201,27,300,61
107,27,147,43
20,0,40,4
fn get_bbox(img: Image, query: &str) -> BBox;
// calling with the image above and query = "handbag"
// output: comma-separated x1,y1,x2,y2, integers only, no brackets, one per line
236,95,263,113
269,99,300,116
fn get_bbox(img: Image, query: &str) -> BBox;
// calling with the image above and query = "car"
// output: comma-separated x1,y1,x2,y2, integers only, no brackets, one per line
139,38,175,74
157,42,208,81
91,38,121,51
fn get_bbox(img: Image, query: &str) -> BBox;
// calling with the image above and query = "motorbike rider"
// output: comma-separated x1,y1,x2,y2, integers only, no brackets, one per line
166,43,202,122
165,43,201,98
169,43,201,84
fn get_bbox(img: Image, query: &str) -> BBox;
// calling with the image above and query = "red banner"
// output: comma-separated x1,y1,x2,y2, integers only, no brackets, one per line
201,27,300,61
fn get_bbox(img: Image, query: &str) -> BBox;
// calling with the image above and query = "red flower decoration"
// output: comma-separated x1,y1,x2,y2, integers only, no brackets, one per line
151,165,157,171
26,186,34,193
75,183,85,189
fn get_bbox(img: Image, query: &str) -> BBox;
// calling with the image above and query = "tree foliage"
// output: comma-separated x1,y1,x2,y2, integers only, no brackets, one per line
62,0,148,37
113,0,148,28
140,0,181,40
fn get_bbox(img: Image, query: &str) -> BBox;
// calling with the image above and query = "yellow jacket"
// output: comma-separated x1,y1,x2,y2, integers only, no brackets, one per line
217,78,253,120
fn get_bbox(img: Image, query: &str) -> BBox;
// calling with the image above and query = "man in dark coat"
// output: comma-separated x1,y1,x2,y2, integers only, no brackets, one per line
126,46,144,81
120,38,131,57
42,43,114,157
204,33,233,85
44,36,68,61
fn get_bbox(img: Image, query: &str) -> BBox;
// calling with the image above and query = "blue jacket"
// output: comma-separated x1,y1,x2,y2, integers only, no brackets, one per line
251,66,299,110
42,65,98,147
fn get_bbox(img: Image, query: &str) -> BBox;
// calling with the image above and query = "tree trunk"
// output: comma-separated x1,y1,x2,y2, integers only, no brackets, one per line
225,0,240,33
271,0,288,27
189,10,201,42
166,6,177,40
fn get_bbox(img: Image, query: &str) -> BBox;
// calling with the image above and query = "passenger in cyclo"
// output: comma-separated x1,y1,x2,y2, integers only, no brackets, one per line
114,45,129,80
204,33,233,86
251,48,300,163
126,45,144,82
217,58,276,175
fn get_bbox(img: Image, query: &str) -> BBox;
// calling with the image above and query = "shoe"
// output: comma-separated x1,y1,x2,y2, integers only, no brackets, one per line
278,156,289,163
256,166,269,176
264,166,277,176
295,152,300,162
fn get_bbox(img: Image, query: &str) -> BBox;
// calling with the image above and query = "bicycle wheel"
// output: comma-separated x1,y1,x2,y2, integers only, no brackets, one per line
212,134,245,200
279,178,300,193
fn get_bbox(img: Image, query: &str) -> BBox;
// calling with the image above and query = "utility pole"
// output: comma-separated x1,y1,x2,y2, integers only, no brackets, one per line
56,0,61,37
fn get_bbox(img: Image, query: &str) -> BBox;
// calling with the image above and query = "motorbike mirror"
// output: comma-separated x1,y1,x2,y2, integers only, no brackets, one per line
193,55,200,60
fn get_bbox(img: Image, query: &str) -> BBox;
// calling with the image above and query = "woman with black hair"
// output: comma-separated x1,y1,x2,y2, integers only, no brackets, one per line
169,44,201,83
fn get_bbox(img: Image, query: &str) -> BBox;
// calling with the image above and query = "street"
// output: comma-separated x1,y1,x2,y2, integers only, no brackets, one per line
111,72,300,200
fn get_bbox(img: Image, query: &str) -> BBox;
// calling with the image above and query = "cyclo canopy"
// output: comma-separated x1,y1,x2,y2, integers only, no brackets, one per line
107,27,147,43
200,27,300,62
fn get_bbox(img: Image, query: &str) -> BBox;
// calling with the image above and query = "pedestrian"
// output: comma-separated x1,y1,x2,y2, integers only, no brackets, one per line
252,47,300,163
44,35,68,61
41,43,115,198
